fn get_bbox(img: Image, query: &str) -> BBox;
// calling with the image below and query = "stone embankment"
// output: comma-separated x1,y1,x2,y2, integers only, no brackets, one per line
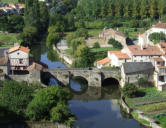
53,45,73,65
0,122,69,128
120,96,162,128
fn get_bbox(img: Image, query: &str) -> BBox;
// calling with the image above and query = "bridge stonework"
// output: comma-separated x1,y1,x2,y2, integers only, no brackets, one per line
43,68,120,87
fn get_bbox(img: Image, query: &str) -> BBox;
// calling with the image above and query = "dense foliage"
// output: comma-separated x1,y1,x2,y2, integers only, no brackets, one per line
74,0,165,20
0,81,34,117
108,38,123,49
122,83,138,98
149,32,166,44
0,80,75,126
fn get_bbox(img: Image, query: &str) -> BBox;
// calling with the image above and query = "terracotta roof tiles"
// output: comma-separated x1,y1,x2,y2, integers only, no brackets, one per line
97,57,110,65
109,51,130,59
8,46,30,54
153,21,166,29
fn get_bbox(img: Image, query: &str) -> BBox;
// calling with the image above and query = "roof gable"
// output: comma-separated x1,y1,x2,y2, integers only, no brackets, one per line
8,46,30,54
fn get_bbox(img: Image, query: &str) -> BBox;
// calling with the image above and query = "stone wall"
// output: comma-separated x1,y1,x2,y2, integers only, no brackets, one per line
120,97,131,113
0,122,69,128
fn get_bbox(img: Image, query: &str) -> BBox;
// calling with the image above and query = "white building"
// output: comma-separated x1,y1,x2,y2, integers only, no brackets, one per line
8,46,30,71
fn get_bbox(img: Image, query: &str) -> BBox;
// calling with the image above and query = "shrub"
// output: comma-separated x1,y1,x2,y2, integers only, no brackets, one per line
149,32,166,44
75,28,89,39
122,83,138,98
138,77,148,86
108,38,123,49
93,42,100,48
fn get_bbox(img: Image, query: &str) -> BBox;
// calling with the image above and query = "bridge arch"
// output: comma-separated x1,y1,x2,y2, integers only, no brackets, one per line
102,77,119,86
69,76,88,93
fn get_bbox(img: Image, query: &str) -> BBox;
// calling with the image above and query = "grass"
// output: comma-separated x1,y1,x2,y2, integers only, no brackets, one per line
90,47,119,53
0,33,18,43
153,114,166,128
138,102,166,113
88,29,102,38
0,44,13,48
132,111,150,126
0,0,18,3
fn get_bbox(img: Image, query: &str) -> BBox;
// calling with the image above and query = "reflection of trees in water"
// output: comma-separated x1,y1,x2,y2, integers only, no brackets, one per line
30,42,47,61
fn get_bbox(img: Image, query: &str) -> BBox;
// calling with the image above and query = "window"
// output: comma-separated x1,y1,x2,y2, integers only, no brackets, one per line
19,59,23,64
17,52,20,55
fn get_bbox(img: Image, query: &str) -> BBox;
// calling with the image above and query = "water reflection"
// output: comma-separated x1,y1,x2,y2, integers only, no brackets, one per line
30,44,144,128
70,76,88,93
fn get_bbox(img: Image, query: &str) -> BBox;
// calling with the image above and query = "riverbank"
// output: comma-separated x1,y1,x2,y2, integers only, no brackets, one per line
121,87,166,128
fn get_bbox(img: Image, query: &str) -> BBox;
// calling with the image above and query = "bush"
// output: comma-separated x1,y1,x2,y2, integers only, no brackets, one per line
0,81,34,116
75,28,89,39
122,83,138,98
108,38,123,49
93,42,100,48
138,77,148,86
26,86,72,121
149,32,166,44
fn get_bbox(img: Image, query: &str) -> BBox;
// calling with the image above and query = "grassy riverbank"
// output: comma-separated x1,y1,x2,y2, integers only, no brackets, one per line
126,87,166,128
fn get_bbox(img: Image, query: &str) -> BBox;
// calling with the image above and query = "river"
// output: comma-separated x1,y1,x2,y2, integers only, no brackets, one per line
32,44,144,128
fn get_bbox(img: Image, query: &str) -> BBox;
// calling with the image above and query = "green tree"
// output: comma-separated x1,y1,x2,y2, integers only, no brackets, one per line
19,26,38,46
39,2,49,33
0,81,34,115
93,42,100,48
26,86,72,121
108,38,123,49
75,28,88,39
149,32,166,44
46,32,60,47
122,83,138,98
8,14,24,33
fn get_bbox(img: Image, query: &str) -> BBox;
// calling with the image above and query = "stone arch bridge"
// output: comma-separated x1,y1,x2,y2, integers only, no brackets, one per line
43,68,120,87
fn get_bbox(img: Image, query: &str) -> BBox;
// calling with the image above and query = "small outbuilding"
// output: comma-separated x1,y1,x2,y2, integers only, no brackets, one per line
121,62,154,87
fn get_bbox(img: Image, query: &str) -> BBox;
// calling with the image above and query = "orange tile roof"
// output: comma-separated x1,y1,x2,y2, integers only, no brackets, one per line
158,65,166,69
109,51,130,59
158,42,166,53
153,57,164,62
27,63,43,71
127,45,163,56
97,57,110,65
8,46,30,53
153,21,166,29
17,4,25,8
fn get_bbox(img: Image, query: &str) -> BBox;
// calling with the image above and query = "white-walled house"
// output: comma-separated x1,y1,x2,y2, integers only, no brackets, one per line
138,21,166,46
8,46,30,71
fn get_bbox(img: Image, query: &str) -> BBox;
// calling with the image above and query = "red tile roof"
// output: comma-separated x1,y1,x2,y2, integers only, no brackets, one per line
158,65,166,69
97,57,110,65
127,45,163,56
8,46,30,54
158,42,166,53
109,51,130,59
153,57,164,62
27,63,43,71
153,21,166,29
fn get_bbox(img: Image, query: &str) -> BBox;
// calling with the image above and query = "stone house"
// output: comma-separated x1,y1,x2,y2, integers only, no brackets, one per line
99,28,127,47
121,62,154,87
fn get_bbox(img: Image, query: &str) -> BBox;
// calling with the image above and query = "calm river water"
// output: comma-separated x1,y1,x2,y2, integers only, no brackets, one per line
32,45,144,128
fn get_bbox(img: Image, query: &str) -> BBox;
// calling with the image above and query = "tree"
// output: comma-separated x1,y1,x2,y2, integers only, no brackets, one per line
39,2,49,33
75,28,89,39
0,81,34,115
66,33,76,47
46,32,60,47
108,38,123,49
122,83,138,98
19,26,38,46
26,86,72,121
93,42,100,48
149,32,166,44
7,14,24,33
24,0,40,29
50,102,76,126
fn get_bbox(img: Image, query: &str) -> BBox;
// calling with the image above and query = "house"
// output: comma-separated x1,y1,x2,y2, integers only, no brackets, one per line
8,46,30,72
138,21,166,46
96,57,110,69
124,45,163,62
121,62,154,87
107,51,130,67
99,28,127,47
